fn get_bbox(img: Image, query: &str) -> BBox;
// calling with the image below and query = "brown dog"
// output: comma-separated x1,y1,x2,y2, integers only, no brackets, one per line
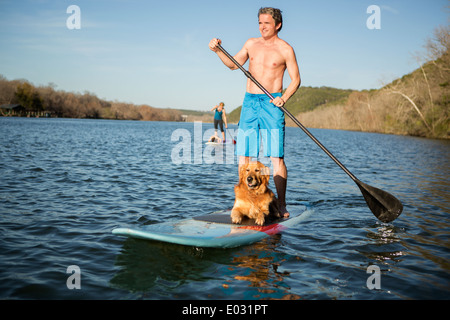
231,161,281,226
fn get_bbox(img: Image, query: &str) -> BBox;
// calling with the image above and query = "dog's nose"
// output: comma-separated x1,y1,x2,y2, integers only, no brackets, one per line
247,176,253,183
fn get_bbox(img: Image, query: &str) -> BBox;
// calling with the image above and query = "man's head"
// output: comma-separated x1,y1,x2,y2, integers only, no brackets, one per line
258,7,283,33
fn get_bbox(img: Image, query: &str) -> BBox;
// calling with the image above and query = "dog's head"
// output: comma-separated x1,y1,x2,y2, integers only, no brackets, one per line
239,161,270,192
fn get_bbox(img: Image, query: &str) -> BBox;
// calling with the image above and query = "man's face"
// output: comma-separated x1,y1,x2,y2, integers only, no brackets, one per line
258,14,279,37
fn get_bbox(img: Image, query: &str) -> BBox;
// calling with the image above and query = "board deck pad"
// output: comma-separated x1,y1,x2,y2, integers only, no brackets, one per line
112,205,312,248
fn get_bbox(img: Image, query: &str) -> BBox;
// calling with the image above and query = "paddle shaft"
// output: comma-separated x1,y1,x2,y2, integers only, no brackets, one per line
226,128,236,144
216,44,358,182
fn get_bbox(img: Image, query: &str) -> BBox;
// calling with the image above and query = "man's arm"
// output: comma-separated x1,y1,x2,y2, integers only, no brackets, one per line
280,46,301,104
209,38,250,70
222,110,228,128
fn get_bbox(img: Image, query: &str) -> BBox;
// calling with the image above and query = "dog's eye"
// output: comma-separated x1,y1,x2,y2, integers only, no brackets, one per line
255,169,259,172
246,169,250,172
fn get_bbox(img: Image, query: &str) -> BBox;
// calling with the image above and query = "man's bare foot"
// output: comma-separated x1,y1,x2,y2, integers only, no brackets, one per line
279,205,290,218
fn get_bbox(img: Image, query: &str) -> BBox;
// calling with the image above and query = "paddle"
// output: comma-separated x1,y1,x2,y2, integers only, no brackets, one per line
226,128,236,144
215,43,403,223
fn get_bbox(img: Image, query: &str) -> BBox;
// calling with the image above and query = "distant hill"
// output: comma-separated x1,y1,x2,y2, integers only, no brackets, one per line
298,44,449,139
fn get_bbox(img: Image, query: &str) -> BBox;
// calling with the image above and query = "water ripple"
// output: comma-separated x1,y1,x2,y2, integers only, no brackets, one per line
0,118,449,300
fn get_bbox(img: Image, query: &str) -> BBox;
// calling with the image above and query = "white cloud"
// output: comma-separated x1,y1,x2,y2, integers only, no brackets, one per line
380,5,399,15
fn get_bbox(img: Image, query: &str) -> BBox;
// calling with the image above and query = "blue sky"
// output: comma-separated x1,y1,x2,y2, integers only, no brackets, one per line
0,0,448,111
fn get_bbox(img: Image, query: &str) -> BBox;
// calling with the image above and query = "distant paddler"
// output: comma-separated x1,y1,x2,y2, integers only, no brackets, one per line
211,102,228,143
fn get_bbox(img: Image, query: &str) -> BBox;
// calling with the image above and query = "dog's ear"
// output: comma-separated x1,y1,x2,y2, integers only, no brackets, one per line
238,164,247,185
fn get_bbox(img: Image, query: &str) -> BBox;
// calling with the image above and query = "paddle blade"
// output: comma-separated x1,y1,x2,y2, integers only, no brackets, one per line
355,180,403,223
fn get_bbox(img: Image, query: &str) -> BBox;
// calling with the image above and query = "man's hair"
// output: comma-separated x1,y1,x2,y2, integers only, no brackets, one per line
258,7,283,32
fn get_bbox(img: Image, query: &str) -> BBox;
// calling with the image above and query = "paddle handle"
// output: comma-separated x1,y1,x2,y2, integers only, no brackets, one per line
216,44,358,182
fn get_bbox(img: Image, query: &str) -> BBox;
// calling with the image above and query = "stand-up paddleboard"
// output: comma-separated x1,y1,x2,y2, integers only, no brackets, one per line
205,141,224,146
205,141,232,146
112,205,312,248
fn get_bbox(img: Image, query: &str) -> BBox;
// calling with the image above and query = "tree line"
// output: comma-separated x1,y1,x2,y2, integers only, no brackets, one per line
0,76,184,121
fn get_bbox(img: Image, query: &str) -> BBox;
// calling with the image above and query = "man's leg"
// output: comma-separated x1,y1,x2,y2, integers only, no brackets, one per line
271,157,289,217
219,121,225,141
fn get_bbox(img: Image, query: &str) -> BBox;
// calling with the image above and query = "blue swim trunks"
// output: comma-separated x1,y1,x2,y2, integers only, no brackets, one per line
236,92,285,158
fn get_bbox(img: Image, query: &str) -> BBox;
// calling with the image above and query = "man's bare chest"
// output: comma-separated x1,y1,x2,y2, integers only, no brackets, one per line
248,47,286,71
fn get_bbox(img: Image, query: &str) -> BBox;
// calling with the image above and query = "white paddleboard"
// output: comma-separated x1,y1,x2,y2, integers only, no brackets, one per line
112,205,312,248
205,141,229,145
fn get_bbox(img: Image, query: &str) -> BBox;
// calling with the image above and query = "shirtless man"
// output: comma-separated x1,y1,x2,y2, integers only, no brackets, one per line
209,7,301,217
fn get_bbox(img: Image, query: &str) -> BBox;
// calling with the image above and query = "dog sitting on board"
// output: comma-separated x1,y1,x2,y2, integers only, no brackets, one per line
231,161,281,226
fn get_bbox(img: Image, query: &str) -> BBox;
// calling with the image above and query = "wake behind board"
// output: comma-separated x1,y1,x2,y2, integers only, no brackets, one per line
112,205,312,248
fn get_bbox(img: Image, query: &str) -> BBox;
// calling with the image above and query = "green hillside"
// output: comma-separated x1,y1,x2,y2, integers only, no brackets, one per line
298,48,449,139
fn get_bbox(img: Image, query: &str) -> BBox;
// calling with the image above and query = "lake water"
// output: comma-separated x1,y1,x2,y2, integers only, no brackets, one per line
0,117,448,300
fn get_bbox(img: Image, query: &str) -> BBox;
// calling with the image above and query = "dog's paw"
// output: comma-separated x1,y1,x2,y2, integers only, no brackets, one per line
231,210,243,224
255,216,265,226
231,216,243,224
